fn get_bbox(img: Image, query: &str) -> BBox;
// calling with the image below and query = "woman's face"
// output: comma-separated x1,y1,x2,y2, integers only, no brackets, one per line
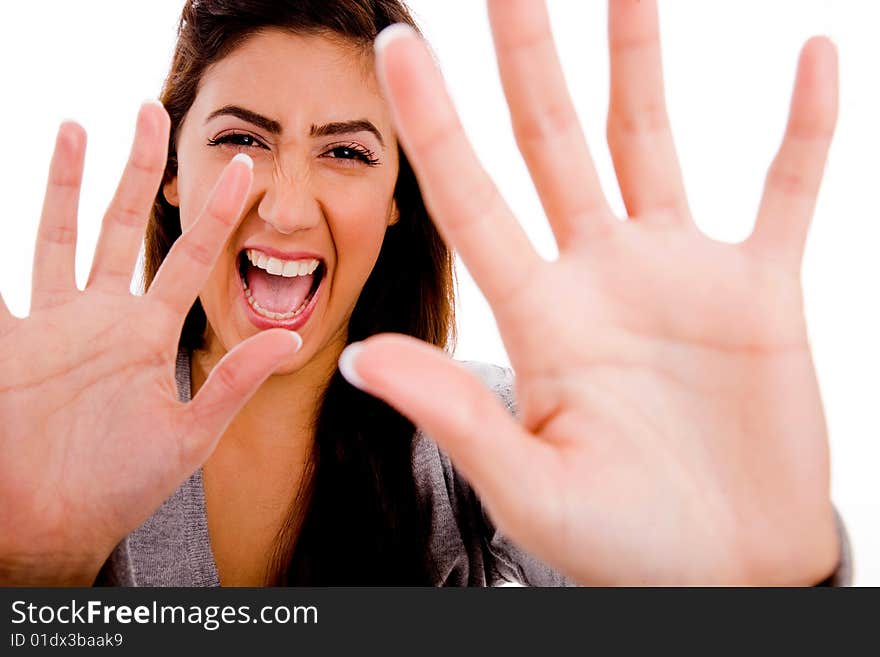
164,29,399,375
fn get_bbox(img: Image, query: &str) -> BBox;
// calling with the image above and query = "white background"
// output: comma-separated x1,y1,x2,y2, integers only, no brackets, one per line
1,1,877,584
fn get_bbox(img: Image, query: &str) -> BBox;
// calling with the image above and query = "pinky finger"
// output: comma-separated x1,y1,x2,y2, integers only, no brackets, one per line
748,37,838,267
30,122,87,312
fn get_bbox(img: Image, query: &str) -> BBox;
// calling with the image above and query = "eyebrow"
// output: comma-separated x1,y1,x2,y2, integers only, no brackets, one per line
205,105,385,147
206,105,282,134
310,120,385,147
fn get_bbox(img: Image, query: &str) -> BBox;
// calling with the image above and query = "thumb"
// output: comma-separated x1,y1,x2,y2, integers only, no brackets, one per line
338,333,550,528
176,329,302,471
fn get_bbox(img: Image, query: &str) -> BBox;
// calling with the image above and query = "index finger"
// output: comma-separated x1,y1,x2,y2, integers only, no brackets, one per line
147,153,253,318
375,25,543,309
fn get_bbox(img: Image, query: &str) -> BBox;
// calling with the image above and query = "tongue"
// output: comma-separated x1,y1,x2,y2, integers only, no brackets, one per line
246,265,314,314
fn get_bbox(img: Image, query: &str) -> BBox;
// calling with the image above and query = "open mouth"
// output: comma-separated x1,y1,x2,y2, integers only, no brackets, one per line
238,249,325,322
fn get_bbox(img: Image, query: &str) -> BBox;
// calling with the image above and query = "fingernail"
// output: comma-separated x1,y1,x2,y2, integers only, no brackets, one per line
56,121,86,151
338,342,366,390
136,100,165,135
57,119,83,133
374,23,416,55
231,152,253,170
288,330,303,353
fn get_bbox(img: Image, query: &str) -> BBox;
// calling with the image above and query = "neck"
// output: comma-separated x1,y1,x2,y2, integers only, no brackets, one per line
191,328,343,586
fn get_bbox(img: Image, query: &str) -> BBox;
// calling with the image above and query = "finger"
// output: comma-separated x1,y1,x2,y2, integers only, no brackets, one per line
148,153,253,318
375,25,543,309
338,333,554,533
87,101,170,292
176,329,302,471
606,0,689,221
30,122,87,313
488,0,613,246
748,37,838,267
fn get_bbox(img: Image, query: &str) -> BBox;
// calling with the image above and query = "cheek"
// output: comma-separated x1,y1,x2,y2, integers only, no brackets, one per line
177,144,227,230
337,185,392,233
174,161,237,309
324,191,394,289
176,158,225,231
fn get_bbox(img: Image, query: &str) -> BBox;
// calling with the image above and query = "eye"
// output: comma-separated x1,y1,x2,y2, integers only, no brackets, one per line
207,132,269,150
321,142,380,166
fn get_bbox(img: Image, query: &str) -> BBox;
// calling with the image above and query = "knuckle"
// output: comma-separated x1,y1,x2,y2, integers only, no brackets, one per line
495,29,553,56
609,30,661,57
451,181,504,232
766,166,813,199
212,362,241,396
607,98,670,138
204,196,237,229
107,204,145,229
38,224,77,246
786,118,835,144
178,233,216,268
513,100,581,145
128,151,164,178
48,170,83,191
90,266,133,286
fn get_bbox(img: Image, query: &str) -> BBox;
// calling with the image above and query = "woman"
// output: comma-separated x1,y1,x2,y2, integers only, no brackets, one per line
0,0,846,585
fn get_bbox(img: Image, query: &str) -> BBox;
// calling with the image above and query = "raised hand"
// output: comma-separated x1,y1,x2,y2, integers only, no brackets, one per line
341,0,840,584
0,102,299,584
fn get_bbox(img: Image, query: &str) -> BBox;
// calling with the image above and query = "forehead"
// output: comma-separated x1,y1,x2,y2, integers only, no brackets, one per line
193,28,388,132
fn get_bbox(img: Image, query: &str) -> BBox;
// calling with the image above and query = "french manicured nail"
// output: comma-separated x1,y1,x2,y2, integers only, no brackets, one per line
231,152,253,170
288,330,303,353
338,342,366,390
57,121,85,147
374,23,417,55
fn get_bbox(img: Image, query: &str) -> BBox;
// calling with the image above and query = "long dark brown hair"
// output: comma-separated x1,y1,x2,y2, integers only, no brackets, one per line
143,0,456,584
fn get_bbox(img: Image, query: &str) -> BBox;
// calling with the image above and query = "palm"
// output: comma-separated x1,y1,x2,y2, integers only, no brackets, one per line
2,296,181,550
505,227,827,584
0,106,295,583
352,0,839,584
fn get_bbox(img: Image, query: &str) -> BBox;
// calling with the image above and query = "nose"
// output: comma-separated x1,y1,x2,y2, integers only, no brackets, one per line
255,168,321,235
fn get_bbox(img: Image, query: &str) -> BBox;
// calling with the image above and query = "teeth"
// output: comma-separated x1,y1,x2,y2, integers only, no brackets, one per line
245,249,320,278
265,257,284,275
244,286,311,320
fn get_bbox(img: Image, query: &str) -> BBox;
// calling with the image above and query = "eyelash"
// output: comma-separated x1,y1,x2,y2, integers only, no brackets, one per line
323,142,380,166
206,132,380,166
206,132,268,150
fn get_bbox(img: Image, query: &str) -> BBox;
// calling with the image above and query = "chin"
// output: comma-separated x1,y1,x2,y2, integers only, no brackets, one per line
268,356,307,377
